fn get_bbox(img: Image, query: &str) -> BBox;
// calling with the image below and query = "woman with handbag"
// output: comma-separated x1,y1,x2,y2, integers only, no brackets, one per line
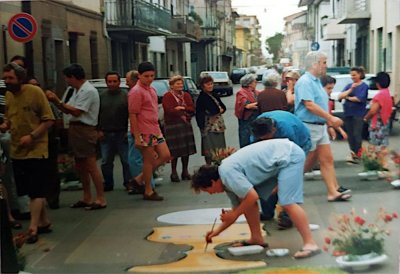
162,75,196,182
195,75,227,165
234,74,259,147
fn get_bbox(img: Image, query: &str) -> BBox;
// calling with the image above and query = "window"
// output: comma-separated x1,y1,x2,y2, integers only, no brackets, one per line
377,28,383,71
387,32,392,71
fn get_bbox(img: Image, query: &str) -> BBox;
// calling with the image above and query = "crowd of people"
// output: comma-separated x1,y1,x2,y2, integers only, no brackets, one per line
0,51,394,259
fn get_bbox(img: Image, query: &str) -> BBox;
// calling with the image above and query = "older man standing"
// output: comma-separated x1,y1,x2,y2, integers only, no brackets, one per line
294,51,351,202
98,72,130,192
1,63,55,243
46,64,106,210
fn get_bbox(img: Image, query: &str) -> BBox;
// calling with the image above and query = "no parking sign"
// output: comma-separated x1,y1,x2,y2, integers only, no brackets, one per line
7,13,37,43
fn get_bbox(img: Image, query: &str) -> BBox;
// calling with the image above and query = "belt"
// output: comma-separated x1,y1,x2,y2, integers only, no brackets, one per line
69,121,95,127
302,121,326,126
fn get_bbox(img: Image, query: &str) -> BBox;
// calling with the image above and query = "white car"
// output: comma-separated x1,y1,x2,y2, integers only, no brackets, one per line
330,74,397,132
329,74,378,117
199,71,233,96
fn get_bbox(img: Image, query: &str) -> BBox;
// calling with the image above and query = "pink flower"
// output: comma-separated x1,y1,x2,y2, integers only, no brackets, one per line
384,214,393,223
392,212,398,219
324,237,331,244
354,216,365,226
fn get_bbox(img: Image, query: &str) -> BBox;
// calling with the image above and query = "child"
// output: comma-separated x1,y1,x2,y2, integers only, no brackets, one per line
128,62,171,201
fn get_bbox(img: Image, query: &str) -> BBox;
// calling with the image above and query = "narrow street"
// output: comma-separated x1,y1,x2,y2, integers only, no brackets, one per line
18,83,400,274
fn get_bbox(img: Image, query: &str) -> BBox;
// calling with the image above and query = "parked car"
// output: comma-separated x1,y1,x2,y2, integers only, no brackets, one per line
88,78,129,93
199,71,233,96
155,76,200,105
256,67,269,82
230,68,247,84
326,67,351,76
330,74,397,133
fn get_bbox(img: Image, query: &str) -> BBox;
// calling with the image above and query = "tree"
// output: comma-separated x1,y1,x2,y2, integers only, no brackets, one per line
265,33,284,63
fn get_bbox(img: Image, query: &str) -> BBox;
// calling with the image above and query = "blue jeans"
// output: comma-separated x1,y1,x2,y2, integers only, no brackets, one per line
127,133,155,187
100,131,131,187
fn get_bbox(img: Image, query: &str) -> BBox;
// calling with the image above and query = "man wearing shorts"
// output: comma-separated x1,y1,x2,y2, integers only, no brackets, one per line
46,64,106,210
128,62,170,201
294,51,351,202
1,63,55,243
191,139,320,259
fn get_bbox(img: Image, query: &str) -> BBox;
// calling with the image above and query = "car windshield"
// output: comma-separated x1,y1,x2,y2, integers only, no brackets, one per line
207,72,228,80
151,80,169,97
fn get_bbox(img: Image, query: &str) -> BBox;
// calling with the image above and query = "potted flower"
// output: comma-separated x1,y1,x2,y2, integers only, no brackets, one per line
323,208,398,269
210,147,237,166
389,150,400,188
357,145,388,180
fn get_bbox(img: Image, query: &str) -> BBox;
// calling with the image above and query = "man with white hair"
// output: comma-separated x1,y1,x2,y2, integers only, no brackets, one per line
257,72,288,113
295,51,351,202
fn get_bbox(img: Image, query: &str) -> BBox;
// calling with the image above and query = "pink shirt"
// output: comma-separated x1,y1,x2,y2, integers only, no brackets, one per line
371,88,393,128
128,82,161,135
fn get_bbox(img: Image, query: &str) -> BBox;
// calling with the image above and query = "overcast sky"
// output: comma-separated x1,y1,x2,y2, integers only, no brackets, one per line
232,0,306,52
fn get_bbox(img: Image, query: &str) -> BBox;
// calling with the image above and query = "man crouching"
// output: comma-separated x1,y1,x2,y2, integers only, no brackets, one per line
191,138,320,259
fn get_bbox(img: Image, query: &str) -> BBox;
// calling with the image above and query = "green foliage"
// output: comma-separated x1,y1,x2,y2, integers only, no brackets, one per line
188,11,203,26
265,33,284,63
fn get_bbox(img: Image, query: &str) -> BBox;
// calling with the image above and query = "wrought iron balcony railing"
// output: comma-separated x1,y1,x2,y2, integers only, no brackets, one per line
105,0,171,33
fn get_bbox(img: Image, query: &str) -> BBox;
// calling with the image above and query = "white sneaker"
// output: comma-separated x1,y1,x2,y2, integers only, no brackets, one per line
391,179,400,188
304,170,321,180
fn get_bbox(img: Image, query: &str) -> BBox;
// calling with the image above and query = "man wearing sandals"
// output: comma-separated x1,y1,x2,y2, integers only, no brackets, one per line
1,63,55,243
46,64,107,210
295,51,351,202
191,139,321,259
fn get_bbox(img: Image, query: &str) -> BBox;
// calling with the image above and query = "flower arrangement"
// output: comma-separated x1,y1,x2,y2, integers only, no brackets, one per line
210,147,237,166
357,145,388,171
57,153,78,182
323,208,398,260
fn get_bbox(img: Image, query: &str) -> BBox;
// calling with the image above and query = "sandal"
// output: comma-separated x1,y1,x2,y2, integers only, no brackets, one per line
143,191,164,201
181,173,192,181
127,178,145,195
70,200,91,208
84,203,107,210
26,231,39,244
10,220,22,230
38,223,52,234
170,174,180,182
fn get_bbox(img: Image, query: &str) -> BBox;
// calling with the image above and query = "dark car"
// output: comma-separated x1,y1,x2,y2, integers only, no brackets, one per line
326,67,351,76
155,77,200,105
230,68,247,84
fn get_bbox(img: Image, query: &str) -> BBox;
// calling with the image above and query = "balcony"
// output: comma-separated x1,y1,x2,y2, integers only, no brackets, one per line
199,25,218,43
323,18,346,40
168,15,201,42
105,0,171,36
338,0,370,24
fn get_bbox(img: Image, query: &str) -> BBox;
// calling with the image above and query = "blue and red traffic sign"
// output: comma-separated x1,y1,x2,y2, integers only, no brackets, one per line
7,13,37,43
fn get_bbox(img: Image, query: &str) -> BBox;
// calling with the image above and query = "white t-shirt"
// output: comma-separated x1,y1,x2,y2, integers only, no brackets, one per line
68,81,100,126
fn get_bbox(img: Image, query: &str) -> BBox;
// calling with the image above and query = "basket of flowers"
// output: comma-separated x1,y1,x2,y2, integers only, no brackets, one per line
210,147,237,166
323,208,398,270
388,150,400,188
357,145,388,180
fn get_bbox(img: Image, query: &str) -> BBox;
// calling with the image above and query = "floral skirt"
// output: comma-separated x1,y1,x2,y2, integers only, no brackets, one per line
368,120,389,147
201,131,226,157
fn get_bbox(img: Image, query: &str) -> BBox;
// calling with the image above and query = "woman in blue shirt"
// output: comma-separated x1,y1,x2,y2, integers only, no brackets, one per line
338,67,368,163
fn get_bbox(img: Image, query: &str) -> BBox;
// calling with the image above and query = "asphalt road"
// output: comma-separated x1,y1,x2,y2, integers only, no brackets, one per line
17,83,400,274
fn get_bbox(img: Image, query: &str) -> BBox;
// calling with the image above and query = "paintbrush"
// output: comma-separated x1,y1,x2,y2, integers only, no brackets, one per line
204,217,217,253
